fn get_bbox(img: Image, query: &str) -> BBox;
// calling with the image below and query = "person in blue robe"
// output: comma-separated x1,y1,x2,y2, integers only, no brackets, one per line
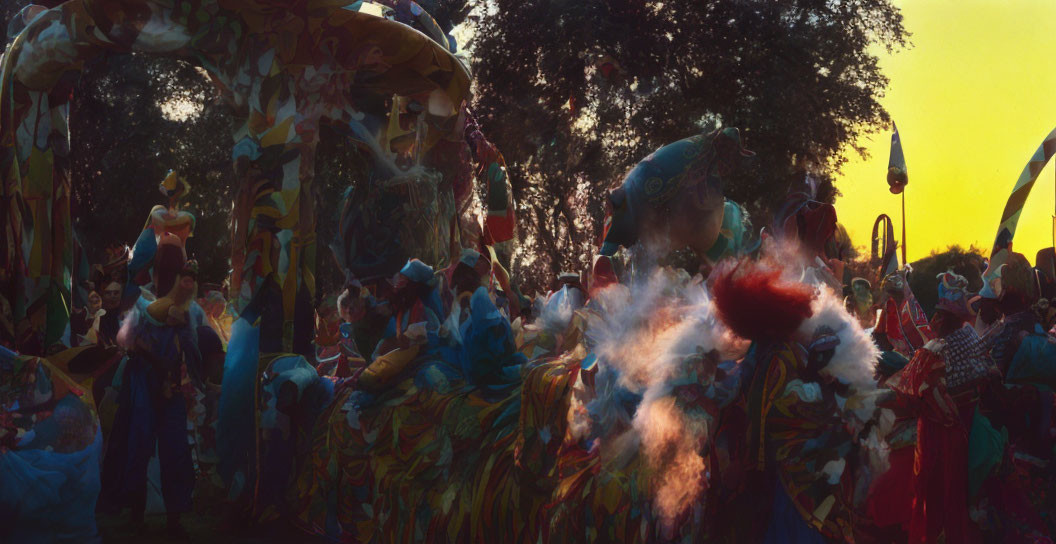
101,259,202,537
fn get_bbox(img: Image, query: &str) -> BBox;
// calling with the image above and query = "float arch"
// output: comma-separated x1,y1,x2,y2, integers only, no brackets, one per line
0,0,471,353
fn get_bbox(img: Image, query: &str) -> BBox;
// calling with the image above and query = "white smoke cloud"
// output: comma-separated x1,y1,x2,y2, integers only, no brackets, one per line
569,267,741,526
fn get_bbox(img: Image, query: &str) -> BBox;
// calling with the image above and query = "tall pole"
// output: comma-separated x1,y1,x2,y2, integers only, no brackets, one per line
901,191,907,266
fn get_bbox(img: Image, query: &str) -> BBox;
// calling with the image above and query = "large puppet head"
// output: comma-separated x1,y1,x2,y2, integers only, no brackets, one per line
600,127,755,258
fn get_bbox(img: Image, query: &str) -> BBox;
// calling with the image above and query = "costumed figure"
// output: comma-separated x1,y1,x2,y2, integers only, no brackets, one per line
358,259,446,391
98,278,125,346
98,245,130,345
988,253,1046,375
124,172,196,307
200,289,232,348
864,349,915,539
517,271,587,361
293,255,532,542
334,276,392,376
100,242,204,537
290,247,892,543
984,254,1053,454
708,259,892,543
1034,248,1056,333
873,268,934,357
980,253,1056,537
763,183,848,293
884,271,995,544
465,113,518,270
66,289,106,348
314,295,350,377
770,188,839,261
849,278,877,330
543,266,730,542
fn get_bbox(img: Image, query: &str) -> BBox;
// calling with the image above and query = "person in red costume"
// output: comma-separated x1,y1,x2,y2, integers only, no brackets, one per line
885,271,994,544
873,269,934,358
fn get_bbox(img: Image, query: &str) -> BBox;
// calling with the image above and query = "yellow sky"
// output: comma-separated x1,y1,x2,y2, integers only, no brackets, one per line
835,0,1056,264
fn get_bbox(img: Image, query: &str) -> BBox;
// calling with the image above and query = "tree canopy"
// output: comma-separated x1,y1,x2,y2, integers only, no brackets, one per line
68,54,236,287
470,0,907,291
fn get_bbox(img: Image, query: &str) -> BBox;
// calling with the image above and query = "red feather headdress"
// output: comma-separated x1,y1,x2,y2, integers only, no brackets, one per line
711,259,816,342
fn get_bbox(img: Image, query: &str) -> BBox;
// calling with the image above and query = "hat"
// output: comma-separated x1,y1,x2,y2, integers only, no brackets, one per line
399,259,436,285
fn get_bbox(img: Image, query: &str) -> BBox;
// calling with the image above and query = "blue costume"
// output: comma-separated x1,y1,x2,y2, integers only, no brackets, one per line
101,296,203,517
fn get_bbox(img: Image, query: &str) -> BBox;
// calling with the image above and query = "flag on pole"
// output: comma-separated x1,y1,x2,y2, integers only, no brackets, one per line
887,124,908,194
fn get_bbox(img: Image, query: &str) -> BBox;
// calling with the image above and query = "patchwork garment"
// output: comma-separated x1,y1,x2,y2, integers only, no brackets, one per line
745,343,858,543
942,326,995,392
293,356,577,543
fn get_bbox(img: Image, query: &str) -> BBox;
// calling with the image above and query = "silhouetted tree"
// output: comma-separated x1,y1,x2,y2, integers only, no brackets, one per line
470,0,907,293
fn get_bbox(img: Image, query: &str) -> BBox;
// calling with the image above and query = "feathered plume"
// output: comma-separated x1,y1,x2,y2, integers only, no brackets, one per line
711,259,816,342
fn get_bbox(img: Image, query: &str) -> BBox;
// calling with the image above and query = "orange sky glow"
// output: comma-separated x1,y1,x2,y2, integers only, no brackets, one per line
835,0,1056,263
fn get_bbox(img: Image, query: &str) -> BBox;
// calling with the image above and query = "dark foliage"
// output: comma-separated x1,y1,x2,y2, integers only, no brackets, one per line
470,0,907,293
69,53,236,288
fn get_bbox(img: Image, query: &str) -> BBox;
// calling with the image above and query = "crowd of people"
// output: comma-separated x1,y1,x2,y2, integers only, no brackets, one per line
3,134,1056,544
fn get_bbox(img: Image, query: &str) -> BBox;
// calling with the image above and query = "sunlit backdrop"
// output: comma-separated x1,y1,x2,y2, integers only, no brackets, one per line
835,0,1056,263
